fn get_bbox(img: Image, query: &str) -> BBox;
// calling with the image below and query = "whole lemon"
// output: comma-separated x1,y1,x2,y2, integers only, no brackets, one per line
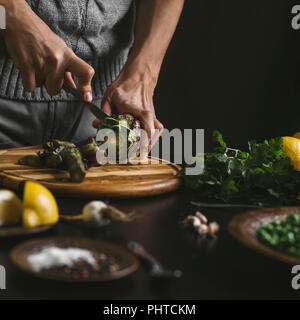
22,181,59,228
282,136,300,171
0,190,22,226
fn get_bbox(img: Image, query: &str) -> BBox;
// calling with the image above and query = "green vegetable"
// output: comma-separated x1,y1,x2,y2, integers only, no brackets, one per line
184,131,300,206
96,114,141,160
18,155,42,167
41,140,87,182
43,153,63,168
257,214,300,256
19,140,87,182
79,138,99,165
59,147,86,182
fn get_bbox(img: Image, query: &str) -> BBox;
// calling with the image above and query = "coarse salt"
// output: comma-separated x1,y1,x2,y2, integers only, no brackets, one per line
27,246,96,272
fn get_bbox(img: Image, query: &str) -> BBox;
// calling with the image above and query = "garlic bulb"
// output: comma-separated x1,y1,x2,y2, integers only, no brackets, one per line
82,201,110,227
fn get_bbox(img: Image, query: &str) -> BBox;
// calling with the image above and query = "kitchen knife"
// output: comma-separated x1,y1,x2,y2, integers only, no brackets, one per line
190,201,262,209
62,80,109,121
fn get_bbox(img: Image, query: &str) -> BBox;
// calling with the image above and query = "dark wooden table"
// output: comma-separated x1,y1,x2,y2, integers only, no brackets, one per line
0,190,299,300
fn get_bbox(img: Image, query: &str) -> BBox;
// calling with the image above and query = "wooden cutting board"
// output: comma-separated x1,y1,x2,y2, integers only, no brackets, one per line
0,146,182,199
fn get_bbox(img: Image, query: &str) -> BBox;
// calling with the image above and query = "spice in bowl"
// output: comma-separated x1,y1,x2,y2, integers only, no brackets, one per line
257,213,300,257
27,246,121,280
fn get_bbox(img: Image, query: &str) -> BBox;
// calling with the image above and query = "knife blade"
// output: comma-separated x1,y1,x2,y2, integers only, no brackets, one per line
62,80,109,121
190,201,262,209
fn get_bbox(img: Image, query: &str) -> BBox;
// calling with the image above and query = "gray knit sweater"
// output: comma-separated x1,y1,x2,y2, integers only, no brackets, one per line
0,0,135,101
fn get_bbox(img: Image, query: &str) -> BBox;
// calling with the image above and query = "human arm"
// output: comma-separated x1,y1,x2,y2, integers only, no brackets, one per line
0,0,94,101
93,0,184,145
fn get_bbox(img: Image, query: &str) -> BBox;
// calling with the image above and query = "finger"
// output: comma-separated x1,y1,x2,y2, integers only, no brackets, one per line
92,99,113,128
45,71,64,96
139,111,155,140
117,106,154,141
101,99,113,116
67,55,95,102
64,72,76,88
112,104,155,154
128,109,155,157
92,119,101,128
35,72,45,88
21,69,36,92
152,118,164,147
154,118,164,131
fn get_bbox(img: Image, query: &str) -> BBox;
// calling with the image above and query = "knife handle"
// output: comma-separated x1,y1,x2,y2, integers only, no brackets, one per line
62,79,109,120
62,80,82,100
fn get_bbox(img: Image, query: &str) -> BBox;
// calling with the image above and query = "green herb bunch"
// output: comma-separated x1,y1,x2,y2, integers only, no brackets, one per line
184,131,300,206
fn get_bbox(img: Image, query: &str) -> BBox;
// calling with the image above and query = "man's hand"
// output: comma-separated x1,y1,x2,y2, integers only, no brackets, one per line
2,0,94,101
93,69,164,149
94,0,183,151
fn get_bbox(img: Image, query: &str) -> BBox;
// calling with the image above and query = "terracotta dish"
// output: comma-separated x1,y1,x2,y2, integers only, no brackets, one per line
228,206,300,264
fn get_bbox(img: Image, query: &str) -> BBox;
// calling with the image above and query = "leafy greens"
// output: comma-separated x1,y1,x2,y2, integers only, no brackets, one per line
184,131,300,206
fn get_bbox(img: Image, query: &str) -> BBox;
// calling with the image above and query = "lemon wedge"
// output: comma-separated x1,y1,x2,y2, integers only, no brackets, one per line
0,190,22,226
22,181,59,228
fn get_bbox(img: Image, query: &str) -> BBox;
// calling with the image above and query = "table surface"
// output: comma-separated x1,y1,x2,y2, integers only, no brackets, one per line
0,189,299,300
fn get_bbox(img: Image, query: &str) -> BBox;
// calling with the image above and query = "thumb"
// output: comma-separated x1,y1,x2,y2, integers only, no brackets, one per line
67,55,95,102
92,99,113,128
101,99,113,116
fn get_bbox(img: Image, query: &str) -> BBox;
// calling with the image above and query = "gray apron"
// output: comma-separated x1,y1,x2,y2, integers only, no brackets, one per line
0,98,99,149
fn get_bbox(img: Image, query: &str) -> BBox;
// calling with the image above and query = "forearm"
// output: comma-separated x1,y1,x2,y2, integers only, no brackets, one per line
0,0,94,97
0,0,33,34
99,0,183,140
121,0,184,84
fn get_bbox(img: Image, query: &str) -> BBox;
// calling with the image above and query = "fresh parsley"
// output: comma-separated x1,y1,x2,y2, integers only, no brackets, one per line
184,131,300,206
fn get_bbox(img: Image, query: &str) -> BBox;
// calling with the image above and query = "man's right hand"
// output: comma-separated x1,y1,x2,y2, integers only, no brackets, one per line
1,0,95,101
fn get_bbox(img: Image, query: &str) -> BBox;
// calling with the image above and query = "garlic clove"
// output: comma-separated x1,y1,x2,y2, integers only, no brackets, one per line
208,222,220,237
183,215,201,228
196,223,208,235
195,211,208,224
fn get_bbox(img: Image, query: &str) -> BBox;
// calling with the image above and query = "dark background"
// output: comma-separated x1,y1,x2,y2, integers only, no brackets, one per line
1,2,300,300
155,1,300,152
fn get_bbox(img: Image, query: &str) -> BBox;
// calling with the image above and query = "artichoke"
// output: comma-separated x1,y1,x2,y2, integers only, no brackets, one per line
96,114,141,161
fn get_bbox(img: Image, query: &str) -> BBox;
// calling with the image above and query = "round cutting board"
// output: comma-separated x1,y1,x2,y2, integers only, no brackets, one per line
0,146,182,199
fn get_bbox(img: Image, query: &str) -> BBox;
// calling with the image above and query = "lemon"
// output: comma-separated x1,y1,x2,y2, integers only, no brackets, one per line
282,136,300,171
22,181,59,228
0,190,22,226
